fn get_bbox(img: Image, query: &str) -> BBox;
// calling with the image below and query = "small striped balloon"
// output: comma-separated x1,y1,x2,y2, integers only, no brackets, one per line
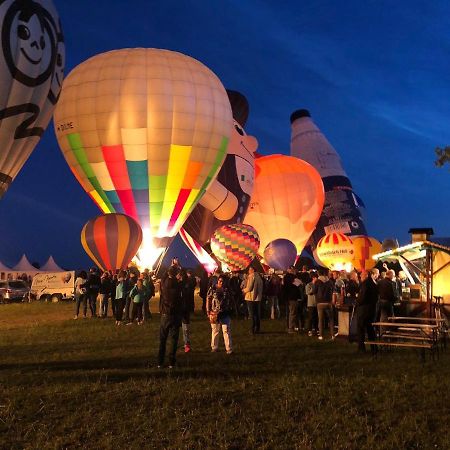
211,224,260,272
81,214,143,271
316,232,354,270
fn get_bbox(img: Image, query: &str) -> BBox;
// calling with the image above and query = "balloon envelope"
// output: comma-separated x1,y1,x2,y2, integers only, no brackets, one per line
264,239,297,270
316,232,354,271
54,48,232,267
244,154,324,255
352,236,382,272
210,223,260,272
0,0,65,197
81,213,143,271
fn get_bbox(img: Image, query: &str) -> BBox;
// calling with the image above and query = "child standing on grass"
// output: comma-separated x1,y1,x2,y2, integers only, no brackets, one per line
128,279,146,325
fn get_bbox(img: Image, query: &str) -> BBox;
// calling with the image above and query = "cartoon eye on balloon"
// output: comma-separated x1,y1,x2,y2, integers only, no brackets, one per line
210,223,260,272
244,154,324,258
54,48,233,269
81,213,143,271
0,0,64,198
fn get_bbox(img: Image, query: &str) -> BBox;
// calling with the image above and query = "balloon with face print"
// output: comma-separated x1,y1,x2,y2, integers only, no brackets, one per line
0,0,64,198
181,90,258,247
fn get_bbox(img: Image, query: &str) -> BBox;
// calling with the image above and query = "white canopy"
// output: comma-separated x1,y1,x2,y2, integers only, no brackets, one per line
0,260,11,271
12,254,39,272
41,256,64,272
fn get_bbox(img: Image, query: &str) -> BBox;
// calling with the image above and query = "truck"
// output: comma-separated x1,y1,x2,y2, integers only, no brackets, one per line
30,271,76,302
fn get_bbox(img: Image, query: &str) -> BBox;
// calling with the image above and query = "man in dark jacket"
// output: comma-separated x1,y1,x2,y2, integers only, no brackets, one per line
315,270,334,340
356,268,379,353
283,267,300,333
376,269,397,324
157,267,183,368
86,267,101,318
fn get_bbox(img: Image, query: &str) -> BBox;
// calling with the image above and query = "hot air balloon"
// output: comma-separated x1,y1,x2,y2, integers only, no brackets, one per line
351,236,382,272
263,239,297,271
179,228,218,274
316,233,355,272
244,154,324,256
0,0,64,197
181,89,257,246
54,48,233,268
210,223,259,272
290,109,367,249
81,213,143,271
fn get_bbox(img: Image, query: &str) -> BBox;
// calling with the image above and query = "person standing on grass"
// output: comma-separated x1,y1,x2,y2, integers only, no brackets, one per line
157,266,183,368
179,269,196,353
128,279,147,325
266,271,281,320
242,266,264,334
124,271,138,322
305,272,318,336
207,275,233,354
114,270,129,325
142,270,155,322
98,271,112,318
86,267,101,318
283,267,300,333
315,269,335,340
356,268,379,353
74,271,88,319
376,269,397,325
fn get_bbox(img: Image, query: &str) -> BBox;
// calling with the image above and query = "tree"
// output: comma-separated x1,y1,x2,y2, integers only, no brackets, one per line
435,146,450,167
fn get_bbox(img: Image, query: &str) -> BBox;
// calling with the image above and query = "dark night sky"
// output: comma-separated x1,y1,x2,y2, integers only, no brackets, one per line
1,0,449,269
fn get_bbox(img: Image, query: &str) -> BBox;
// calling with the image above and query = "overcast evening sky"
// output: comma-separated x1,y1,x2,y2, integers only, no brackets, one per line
1,0,449,269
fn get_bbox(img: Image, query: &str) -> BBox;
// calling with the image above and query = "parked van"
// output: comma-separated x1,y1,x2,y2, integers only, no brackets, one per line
30,272,75,302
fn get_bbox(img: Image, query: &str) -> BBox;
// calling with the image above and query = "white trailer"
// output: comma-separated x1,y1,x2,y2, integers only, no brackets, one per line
30,271,75,302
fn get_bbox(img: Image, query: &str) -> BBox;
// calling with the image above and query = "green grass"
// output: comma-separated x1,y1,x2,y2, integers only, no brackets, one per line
0,300,449,449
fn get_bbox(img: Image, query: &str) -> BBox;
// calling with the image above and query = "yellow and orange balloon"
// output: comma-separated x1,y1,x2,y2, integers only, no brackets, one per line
351,236,382,272
316,232,355,271
54,48,233,268
244,154,324,256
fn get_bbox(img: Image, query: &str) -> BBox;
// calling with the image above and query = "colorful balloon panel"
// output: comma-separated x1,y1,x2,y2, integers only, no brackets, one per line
179,228,218,274
54,49,232,250
244,154,324,255
263,239,297,271
0,0,64,197
352,236,382,272
81,213,143,271
316,232,354,271
210,224,260,271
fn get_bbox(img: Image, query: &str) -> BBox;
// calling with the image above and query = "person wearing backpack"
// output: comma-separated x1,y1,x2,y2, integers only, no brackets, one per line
206,275,233,354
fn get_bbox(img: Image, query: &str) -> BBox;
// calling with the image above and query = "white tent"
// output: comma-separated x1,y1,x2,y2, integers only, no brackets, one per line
41,256,64,272
12,254,39,273
0,260,11,271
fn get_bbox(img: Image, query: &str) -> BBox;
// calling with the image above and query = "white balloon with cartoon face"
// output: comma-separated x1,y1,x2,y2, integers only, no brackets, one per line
229,119,258,196
0,0,64,198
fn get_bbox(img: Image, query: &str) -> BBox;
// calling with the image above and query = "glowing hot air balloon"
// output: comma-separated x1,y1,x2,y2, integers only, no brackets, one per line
316,232,355,272
244,154,324,256
351,235,382,272
210,223,259,272
81,213,143,271
179,228,218,274
54,48,233,268
263,239,297,271
0,0,64,197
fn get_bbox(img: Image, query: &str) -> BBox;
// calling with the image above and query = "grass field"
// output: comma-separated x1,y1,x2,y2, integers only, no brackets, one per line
1,298,449,449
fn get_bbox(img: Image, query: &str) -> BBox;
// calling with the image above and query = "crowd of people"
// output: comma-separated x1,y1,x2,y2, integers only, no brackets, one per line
72,258,411,367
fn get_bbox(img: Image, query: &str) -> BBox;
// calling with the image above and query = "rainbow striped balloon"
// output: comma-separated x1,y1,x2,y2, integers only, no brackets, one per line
81,214,143,271
54,48,232,263
211,224,260,272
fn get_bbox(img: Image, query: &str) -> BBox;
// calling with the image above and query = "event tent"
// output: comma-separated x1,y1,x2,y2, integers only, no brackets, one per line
12,254,39,273
41,256,64,272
